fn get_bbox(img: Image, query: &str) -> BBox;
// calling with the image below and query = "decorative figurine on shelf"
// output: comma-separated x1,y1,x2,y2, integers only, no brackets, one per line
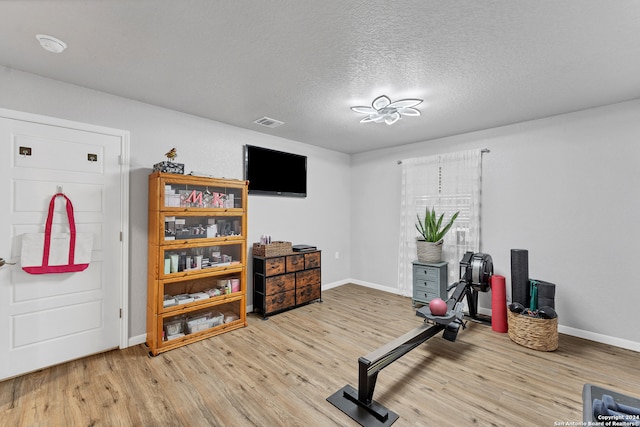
153,147,184,174
165,147,177,162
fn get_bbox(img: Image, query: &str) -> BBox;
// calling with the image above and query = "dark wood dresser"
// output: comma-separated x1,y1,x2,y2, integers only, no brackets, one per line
253,250,321,318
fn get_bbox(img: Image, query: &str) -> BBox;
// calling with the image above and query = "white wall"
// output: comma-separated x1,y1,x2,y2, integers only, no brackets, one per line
0,66,351,340
350,100,640,349
3,65,638,351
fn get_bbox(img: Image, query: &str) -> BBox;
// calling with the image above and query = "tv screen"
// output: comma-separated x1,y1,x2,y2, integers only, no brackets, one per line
244,145,307,197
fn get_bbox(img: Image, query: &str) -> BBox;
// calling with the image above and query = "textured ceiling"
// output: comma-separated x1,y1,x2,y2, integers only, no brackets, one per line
1,1,639,154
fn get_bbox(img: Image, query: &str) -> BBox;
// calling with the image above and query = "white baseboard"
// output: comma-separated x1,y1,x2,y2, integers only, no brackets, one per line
323,278,409,296
476,310,639,352
557,325,640,352
322,278,355,291
322,280,640,353
128,281,640,353
128,334,147,347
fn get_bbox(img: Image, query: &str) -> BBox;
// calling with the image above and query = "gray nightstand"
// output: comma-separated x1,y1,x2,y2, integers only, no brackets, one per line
412,260,448,306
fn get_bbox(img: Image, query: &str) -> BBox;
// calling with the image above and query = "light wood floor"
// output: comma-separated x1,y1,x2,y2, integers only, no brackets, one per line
1,284,638,426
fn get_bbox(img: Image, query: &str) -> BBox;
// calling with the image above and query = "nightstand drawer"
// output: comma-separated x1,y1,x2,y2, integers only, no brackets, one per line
414,288,439,302
413,266,438,280
414,280,437,291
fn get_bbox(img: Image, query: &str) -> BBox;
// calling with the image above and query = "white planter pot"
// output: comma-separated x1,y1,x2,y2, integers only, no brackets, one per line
416,239,443,263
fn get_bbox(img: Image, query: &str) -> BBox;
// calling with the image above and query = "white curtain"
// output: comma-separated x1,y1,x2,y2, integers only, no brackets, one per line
398,149,483,296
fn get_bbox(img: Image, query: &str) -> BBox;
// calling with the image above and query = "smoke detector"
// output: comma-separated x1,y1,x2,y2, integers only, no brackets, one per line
36,34,67,53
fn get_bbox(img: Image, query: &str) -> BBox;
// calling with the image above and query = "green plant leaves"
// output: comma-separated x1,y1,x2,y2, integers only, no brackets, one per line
415,207,459,242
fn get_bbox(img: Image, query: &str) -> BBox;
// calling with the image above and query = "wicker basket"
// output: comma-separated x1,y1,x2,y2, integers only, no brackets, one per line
416,240,443,263
507,310,558,351
252,241,292,257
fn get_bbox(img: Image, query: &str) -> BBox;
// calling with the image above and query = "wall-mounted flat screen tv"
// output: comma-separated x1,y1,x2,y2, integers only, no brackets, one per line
244,145,307,197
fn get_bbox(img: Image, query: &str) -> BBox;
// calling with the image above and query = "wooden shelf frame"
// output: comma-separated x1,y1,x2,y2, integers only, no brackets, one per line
146,172,248,356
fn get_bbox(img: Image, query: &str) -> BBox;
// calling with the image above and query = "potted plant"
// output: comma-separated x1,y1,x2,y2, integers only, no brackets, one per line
415,207,459,262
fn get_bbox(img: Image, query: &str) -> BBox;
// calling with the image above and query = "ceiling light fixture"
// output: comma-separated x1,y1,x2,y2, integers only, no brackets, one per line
351,95,423,125
36,34,67,53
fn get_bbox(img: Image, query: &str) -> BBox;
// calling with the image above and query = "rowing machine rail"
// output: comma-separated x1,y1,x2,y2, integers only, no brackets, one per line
326,280,470,426
327,252,493,426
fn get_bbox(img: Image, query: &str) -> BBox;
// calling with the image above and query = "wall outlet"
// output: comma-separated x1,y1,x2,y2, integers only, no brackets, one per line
334,251,340,259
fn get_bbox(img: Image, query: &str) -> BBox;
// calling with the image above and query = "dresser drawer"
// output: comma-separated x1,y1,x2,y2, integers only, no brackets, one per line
304,251,321,269
265,273,295,295
296,284,321,305
286,254,305,272
265,257,286,276
296,268,320,287
265,290,295,313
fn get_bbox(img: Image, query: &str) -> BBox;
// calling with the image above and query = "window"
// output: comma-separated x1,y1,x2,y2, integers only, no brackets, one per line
398,149,484,296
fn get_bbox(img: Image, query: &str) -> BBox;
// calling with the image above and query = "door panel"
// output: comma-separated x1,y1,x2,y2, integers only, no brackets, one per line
13,127,106,174
12,263,103,302
0,112,127,380
14,180,104,212
13,300,102,347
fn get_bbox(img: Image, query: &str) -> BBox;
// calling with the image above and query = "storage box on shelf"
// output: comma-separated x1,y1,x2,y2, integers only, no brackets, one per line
253,249,322,318
252,241,292,257
153,161,185,174
147,172,248,356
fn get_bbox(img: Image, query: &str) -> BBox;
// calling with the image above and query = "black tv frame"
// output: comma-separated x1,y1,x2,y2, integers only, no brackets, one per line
244,145,307,198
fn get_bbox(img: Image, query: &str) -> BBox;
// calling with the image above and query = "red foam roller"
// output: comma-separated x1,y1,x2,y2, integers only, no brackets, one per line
491,275,508,333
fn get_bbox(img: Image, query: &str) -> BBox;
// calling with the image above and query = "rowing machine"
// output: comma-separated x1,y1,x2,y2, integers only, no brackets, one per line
457,251,493,325
327,252,493,427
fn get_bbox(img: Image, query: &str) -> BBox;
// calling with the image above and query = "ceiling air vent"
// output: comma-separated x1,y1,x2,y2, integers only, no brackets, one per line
253,117,284,129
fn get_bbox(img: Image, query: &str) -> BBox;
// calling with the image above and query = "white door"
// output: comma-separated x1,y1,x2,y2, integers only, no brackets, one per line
0,110,129,381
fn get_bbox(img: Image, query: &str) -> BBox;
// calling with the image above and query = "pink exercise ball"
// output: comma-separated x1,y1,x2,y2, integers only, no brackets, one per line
429,298,447,316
